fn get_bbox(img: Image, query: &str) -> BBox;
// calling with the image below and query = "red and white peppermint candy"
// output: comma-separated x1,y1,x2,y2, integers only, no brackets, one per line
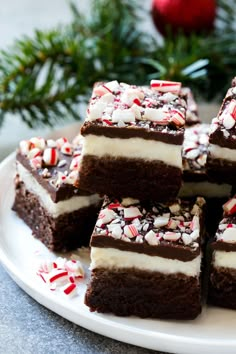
97,208,117,227
62,282,77,297
70,156,81,171
227,99,236,120
108,201,122,209
169,109,185,127
124,224,139,238
56,137,68,149
150,80,181,94
93,85,112,96
19,140,31,155
48,269,68,284
43,147,58,166
163,232,181,241
30,156,42,169
124,206,142,220
30,137,45,150
223,197,236,215
55,171,67,186
61,142,73,155
144,230,159,245
65,260,84,278
38,259,55,274
28,147,42,159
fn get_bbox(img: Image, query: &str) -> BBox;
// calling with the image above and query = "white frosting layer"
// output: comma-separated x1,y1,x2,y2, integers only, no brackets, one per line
17,162,100,218
214,250,236,270
83,134,182,168
209,144,236,162
90,247,201,276
179,181,231,198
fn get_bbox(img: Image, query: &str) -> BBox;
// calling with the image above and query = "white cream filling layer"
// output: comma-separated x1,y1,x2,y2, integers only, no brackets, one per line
178,181,232,198
90,247,201,276
209,144,236,162
83,134,182,168
17,162,100,218
214,250,236,270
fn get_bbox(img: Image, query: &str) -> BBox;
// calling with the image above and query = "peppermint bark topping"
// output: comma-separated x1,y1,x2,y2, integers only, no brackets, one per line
18,136,84,187
87,80,186,129
182,124,210,171
95,198,205,249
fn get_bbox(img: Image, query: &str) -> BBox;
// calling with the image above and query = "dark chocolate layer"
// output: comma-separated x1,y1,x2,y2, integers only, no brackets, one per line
81,121,184,145
91,235,199,261
206,156,236,185
17,152,90,203
12,178,100,252
85,268,201,320
79,154,182,202
209,129,236,149
208,266,236,309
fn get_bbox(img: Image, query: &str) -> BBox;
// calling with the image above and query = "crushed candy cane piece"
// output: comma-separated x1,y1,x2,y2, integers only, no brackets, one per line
150,80,181,94
124,206,142,220
43,148,58,166
223,197,236,215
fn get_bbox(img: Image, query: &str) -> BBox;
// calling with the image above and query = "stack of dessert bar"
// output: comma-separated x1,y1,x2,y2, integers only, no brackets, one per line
12,78,236,319
77,79,206,319
207,80,236,310
13,136,102,251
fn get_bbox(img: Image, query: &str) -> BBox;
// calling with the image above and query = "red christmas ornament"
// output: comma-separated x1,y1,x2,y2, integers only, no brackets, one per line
152,0,216,36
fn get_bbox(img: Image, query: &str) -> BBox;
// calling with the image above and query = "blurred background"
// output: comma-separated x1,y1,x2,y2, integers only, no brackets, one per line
0,0,234,159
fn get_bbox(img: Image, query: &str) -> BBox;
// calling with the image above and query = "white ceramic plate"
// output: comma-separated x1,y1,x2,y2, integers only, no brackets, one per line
1,153,236,354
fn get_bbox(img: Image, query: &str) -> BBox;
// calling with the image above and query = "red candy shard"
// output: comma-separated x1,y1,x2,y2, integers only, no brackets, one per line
223,197,236,215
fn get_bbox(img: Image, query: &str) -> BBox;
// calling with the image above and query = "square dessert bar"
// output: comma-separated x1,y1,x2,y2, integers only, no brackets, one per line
12,136,101,252
79,80,187,202
207,84,236,185
208,196,236,309
181,87,201,126
85,196,206,320
179,123,232,198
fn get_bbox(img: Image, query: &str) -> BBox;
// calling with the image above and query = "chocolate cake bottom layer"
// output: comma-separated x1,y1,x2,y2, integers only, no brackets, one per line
208,266,236,309
85,268,201,320
79,155,182,202
12,180,99,252
207,157,236,185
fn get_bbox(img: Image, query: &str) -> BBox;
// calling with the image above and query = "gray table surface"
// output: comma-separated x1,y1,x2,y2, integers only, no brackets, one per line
0,264,168,354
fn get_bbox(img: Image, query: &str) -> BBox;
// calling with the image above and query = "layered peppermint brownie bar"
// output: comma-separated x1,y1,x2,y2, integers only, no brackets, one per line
180,124,231,198
181,87,201,126
85,197,205,319
208,196,236,309
79,80,187,202
207,84,236,184
12,137,101,251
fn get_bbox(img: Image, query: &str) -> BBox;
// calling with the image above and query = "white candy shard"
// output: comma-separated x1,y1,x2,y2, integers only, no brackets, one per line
163,232,181,241
182,233,192,245
143,107,167,123
150,80,181,94
145,230,159,245
221,227,236,243
97,208,117,227
112,108,135,123
124,206,142,220
154,215,169,228
88,101,107,121
111,225,123,239
222,114,235,129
